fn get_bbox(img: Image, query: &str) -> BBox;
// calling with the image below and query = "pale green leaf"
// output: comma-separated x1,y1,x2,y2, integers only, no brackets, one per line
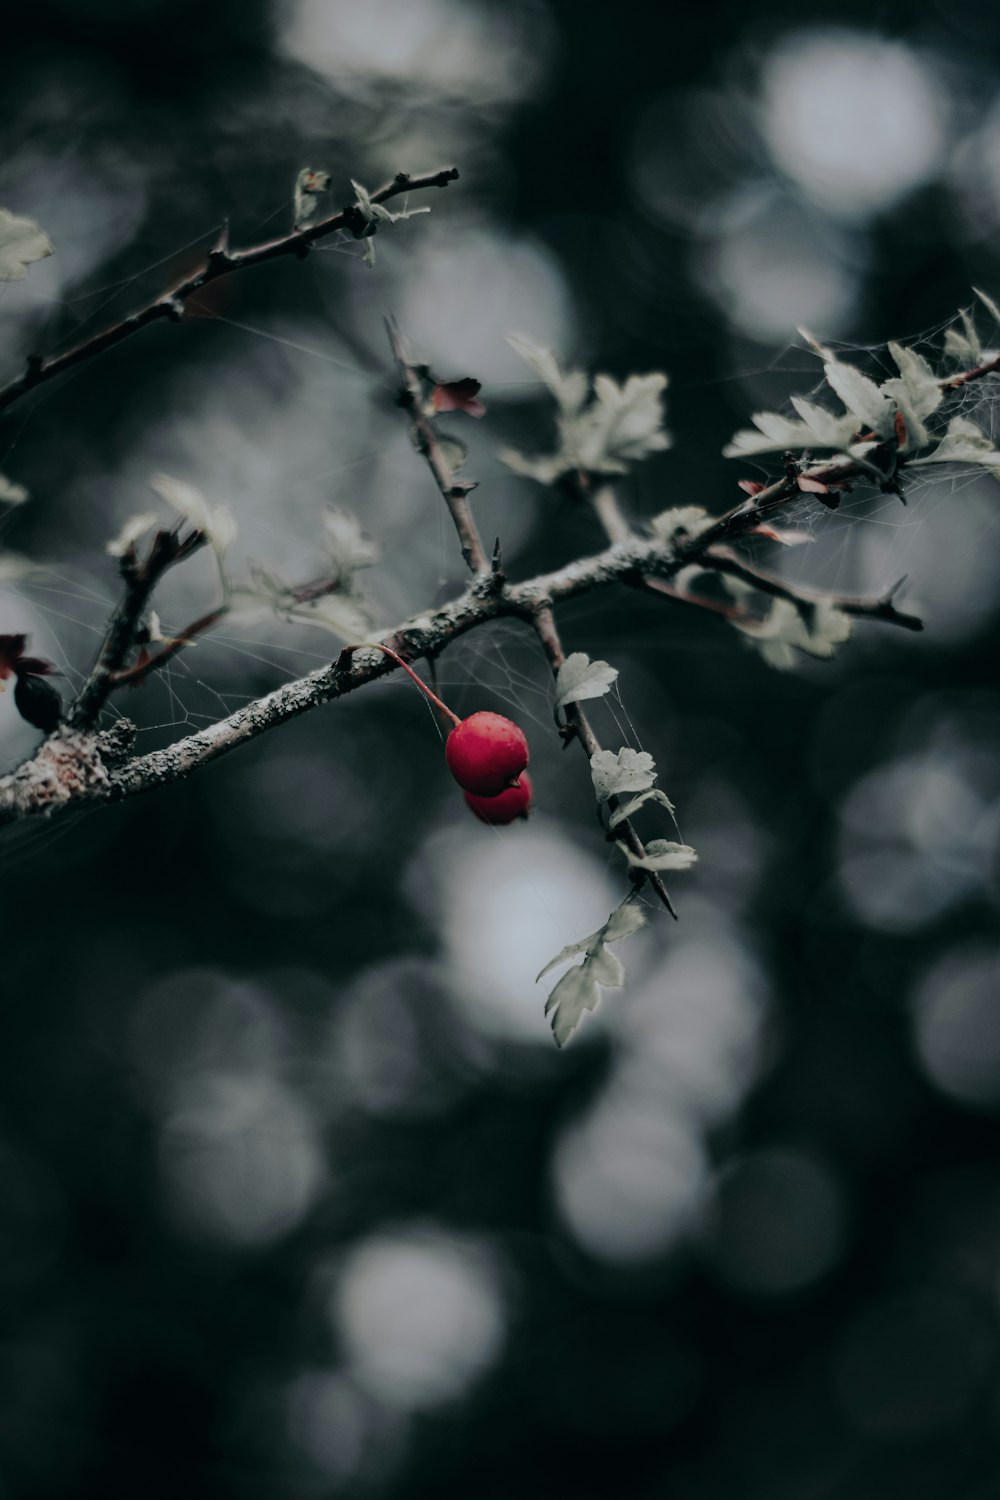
0,473,28,506
618,838,698,873
909,414,1000,471
974,287,1000,325
322,508,379,571
601,901,648,945
555,652,618,708
590,747,657,802
293,167,331,227
823,359,893,435
498,447,569,485
292,592,376,641
787,397,860,450
149,472,237,555
649,506,713,547
943,309,981,365
0,208,52,282
730,594,852,670
537,899,647,1047
106,512,157,557
506,334,588,415
544,964,603,1047
607,787,676,829
722,411,812,458
435,434,468,472
573,372,670,472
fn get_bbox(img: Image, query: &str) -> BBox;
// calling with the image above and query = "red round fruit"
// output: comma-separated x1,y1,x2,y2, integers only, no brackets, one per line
445,711,529,796
464,773,533,825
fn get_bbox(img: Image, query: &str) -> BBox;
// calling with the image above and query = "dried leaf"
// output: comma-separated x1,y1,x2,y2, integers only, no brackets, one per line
432,378,485,418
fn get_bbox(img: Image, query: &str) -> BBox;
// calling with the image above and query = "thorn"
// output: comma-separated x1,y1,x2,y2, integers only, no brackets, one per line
25,353,43,378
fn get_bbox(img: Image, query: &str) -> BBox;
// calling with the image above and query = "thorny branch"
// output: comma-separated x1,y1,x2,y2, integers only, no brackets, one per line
385,317,489,573
0,168,459,418
3,526,916,828
386,329,678,917
529,602,677,918
699,548,924,633
69,525,211,729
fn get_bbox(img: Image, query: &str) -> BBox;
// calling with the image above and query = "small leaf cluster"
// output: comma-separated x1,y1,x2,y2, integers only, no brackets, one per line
501,335,670,484
238,506,381,642
723,295,1000,484
537,899,647,1047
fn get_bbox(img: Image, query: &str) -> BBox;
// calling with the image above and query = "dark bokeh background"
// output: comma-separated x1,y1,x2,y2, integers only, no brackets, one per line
1,1,1000,1496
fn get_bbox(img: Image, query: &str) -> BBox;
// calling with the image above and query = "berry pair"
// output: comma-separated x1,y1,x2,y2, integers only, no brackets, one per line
358,646,532,824
445,710,532,824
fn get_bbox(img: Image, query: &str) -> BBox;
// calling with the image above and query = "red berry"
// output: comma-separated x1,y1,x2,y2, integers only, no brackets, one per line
445,711,529,796
464,773,533,825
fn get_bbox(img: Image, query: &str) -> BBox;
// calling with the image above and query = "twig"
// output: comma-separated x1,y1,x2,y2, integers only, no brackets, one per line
384,317,488,572
108,607,229,686
530,603,676,918
940,353,1000,390
586,478,633,544
640,574,746,621
0,168,459,418
68,526,208,729
700,548,924,632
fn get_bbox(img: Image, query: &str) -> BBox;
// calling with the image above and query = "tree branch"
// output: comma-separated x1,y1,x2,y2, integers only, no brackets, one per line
0,536,679,826
386,336,676,914
384,317,488,572
0,516,937,830
68,526,209,729
0,168,459,418
699,547,924,632
530,603,677,917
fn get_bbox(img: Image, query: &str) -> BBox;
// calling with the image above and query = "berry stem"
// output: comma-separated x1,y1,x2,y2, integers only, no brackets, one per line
356,643,461,727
